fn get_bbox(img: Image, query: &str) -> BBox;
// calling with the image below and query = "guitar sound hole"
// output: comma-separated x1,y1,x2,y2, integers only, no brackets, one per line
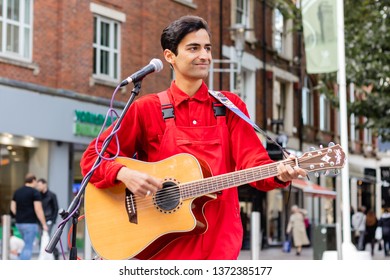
155,181,181,211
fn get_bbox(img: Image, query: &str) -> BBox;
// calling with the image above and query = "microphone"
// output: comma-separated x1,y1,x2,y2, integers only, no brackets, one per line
120,58,163,87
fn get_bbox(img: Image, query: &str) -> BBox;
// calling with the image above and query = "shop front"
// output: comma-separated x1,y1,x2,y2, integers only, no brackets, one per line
0,82,118,253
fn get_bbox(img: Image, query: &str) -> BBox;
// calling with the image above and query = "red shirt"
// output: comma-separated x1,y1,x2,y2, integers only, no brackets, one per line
80,81,288,259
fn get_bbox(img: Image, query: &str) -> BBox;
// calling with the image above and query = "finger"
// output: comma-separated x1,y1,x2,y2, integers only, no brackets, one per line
147,176,163,189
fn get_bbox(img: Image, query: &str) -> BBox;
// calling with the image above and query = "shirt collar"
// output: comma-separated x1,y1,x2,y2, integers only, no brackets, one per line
169,81,209,106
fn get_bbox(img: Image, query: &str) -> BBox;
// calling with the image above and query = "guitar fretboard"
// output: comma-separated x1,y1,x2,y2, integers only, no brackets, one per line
180,159,294,199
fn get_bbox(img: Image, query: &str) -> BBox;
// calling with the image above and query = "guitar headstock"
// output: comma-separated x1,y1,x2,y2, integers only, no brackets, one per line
298,143,346,174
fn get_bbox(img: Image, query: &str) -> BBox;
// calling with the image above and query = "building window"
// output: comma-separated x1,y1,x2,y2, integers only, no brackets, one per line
319,94,330,131
231,0,255,43
272,80,286,134
274,9,284,54
273,7,293,59
235,0,249,25
302,77,314,126
363,117,372,146
0,0,33,61
93,15,120,82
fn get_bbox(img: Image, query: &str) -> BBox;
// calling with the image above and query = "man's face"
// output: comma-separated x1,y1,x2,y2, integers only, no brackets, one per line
37,182,47,192
169,29,212,82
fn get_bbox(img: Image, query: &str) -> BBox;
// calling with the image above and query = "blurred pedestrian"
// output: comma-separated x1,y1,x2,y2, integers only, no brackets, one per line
286,205,310,256
10,173,48,260
9,228,25,260
364,209,378,256
36,178,60,259
378,208,390,256
352,206,366,250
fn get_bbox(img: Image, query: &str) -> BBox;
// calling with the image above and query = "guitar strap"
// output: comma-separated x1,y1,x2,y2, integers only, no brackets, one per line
208,90,289,158
208,90,261,132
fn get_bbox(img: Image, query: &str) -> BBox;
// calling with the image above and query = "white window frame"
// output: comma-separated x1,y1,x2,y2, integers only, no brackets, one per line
93,15,120,82
272,80,287,134
0,0,33,61
319,94,331,131
274,8,284,55
273,7,293,59
363,117,372,146
302,77,314,126
90,3,125,84
231,0,256,43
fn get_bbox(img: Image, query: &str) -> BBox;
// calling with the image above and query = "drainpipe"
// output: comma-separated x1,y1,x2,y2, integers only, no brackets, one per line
262,0,267,131
219,0,223,89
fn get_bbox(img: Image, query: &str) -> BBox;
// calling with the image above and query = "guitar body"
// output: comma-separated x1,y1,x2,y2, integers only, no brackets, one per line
85,153,215,260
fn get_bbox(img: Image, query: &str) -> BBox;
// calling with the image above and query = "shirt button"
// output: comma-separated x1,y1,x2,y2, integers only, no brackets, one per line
192,120,197,125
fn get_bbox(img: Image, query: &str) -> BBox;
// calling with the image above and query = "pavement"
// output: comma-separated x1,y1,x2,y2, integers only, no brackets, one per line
238,245,390,260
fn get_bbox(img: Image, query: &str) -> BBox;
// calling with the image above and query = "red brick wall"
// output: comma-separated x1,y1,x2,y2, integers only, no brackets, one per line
0,0,222,102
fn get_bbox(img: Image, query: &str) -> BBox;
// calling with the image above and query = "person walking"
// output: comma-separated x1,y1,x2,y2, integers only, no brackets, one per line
36,178,60,259
352,206,366,251
80,15,307,260
10,173,48,260
378,208,390,256
286,205,310,256
364,209,378,256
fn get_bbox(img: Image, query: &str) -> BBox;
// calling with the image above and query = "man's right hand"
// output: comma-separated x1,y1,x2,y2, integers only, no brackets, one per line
117,167,163,197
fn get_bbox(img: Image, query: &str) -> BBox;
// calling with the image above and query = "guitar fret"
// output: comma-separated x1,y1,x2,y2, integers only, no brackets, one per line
181,163,282,200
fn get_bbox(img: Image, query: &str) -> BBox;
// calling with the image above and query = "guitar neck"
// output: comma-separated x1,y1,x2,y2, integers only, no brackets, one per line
180,159,294,199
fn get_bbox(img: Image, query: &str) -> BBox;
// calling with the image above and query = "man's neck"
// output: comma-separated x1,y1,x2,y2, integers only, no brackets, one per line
175,79,203,97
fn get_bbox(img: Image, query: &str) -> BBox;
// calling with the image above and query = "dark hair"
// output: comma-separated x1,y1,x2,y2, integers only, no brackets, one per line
25,173,36,184
161,15,211,55
38,178,47,184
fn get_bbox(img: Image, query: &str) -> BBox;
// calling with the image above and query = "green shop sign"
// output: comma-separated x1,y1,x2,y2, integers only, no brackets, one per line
73,110,116,137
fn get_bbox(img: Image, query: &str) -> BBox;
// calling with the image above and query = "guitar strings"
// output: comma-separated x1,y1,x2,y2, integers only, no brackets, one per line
131,153,330,211
132,160,287,211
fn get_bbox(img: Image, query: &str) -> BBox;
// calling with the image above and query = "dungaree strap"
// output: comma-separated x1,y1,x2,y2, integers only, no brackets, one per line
157,91,175,126
157,91,226,125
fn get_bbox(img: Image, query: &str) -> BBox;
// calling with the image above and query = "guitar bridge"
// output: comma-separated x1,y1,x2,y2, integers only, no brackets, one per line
125,189,137,224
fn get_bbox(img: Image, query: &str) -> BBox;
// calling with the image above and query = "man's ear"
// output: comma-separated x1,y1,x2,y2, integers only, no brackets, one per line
163,49,175,65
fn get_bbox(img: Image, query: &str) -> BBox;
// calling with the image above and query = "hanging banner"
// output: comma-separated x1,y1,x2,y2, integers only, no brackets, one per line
301,0,338,73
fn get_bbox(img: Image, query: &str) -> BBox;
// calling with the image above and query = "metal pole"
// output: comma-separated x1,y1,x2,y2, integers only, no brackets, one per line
2,215,11,260
336,0,357,258
84,221,93,260
250,211,261,260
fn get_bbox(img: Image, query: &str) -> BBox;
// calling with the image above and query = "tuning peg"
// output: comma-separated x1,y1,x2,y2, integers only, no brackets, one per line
323,170,330,176
328,142,335,147
314,172,320,178
319,144,324,149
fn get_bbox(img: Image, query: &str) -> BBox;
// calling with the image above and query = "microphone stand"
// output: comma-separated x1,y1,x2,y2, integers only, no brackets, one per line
46,81,143,260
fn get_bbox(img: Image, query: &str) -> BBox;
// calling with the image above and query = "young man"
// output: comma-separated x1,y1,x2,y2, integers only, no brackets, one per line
36,178,59,234
37,178,60,259
80,15,306,260
10,173,48,260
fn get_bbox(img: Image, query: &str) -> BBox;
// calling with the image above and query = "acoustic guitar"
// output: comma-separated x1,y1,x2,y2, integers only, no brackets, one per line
84,144,346,259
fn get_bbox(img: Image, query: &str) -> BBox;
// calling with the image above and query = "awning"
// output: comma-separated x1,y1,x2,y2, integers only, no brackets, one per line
292,179,336,199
